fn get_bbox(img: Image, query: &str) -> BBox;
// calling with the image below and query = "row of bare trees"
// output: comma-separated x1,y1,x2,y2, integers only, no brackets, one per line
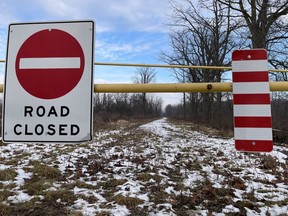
94,67,163,122
162,0,288,132
94,92,163,121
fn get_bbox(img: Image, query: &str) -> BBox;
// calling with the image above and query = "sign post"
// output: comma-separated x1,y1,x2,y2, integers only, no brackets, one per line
232,49,273,152
3,21,94,143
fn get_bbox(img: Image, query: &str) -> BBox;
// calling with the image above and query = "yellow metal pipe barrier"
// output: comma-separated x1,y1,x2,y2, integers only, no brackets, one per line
95,62,288,72
94,82,288,93
1,60,288,72
0,60,288,93
0,82,287,93
94,83,232,93
269,82,288,92
94,62,232,71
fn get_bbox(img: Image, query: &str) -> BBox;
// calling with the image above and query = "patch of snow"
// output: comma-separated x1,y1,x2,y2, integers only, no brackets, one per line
165,186,175,194
8,191,32,203
139,118,180,137
183,173,203,187
270,150,287,163
110,205,130,216
15,168,32,185
0,164,10,170
223,204,240,213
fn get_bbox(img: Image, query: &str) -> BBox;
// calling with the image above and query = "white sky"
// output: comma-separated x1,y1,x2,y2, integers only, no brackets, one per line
0,0,185,107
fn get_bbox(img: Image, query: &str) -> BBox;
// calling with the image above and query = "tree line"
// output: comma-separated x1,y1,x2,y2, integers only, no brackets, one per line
93,67,163,125
162,0,288,140
94,92,163,121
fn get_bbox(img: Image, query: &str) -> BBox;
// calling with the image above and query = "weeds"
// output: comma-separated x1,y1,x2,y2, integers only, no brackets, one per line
0,169,18,181
22,178,51,196
1,200,75,216
29,162,61,180
136,173,162,183
99,178,127,190
108,194,144,212
0,189,15,202
260,155,278,171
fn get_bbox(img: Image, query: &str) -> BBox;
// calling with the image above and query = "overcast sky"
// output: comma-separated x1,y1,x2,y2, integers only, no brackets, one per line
0,0,183,107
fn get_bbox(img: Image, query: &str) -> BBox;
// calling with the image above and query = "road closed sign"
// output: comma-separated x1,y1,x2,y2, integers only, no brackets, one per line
3,21,94,143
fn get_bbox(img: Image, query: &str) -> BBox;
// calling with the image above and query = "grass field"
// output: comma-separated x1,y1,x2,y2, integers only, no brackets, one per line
0,118,287,215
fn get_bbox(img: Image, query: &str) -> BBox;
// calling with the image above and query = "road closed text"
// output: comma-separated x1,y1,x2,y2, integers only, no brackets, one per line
13,106,80,136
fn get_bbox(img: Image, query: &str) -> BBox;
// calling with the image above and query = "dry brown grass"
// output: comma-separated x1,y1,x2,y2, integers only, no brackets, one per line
0,169,17,181
0,118,287,215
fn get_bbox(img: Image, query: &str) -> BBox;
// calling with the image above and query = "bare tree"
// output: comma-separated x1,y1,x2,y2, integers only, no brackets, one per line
132,67,156,117
162,0,237,125
218,0,288,81
148,95,163,117
132,67,156,84
218,0,288,49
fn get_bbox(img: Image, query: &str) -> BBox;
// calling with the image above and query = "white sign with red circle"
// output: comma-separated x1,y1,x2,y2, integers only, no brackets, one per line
3,21,94,143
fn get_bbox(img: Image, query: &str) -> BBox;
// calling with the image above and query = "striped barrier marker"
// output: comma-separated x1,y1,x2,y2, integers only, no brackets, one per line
232,49,273,152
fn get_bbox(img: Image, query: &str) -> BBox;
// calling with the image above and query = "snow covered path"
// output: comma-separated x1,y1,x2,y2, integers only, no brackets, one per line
0,118,287,215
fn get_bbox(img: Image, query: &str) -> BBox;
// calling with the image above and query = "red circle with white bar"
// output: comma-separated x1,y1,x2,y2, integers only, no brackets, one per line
15,29,85,99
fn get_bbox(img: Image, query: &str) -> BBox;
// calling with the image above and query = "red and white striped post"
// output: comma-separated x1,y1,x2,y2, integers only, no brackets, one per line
232,49,273,152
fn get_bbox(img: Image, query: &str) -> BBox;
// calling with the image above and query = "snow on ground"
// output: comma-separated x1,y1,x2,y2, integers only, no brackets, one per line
0,117,287,215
